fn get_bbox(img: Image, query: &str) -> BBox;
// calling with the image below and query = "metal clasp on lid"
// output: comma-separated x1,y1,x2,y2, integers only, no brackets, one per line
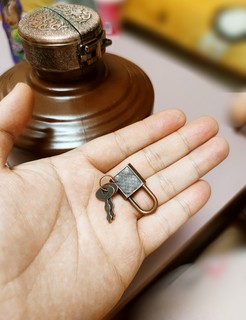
113,164,158,215
78,30,112,66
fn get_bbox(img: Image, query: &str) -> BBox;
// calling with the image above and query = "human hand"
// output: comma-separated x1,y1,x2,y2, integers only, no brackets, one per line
0,83,229,320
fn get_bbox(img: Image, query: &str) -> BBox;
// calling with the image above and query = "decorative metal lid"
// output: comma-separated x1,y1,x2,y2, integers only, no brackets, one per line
18,3,112,78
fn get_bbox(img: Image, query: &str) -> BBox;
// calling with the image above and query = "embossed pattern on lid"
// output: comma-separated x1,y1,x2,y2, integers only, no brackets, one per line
18,3,101,44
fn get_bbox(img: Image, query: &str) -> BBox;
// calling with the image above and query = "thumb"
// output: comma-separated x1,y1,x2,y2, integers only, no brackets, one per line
0,83,34,168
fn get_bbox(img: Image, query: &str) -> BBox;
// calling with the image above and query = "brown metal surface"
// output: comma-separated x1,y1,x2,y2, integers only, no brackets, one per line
0,53,154,160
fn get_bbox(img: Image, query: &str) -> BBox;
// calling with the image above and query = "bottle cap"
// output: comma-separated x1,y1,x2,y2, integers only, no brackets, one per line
18,3,112,79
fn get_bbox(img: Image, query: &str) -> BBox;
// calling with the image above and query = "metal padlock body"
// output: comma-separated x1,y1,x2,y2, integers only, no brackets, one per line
113,164,158,214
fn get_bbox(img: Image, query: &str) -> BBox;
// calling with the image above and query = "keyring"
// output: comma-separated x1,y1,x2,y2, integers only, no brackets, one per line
99,175,115,191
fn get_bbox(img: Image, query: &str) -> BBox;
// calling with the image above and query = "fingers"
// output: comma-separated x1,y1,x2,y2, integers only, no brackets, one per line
144,136,229,207
112,135,228,219
137,136,229,256
108,116,219,179
0,83,34,168
81,109,186,172
104,117,221,219
138,180,211,256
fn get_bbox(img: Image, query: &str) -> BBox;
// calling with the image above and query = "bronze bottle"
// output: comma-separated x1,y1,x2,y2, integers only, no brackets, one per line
0,3,154,164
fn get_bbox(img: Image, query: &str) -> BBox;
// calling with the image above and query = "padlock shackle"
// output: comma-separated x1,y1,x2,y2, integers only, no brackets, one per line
128,185,158,215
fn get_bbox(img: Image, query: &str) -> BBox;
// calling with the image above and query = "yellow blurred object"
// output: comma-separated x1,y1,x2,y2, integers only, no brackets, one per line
123,0,246,78
21,0,54,12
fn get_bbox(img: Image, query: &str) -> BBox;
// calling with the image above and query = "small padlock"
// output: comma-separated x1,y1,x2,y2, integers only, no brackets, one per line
113,164,158,214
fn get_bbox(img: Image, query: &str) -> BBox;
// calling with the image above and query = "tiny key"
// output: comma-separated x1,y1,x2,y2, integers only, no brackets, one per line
96,183,118,223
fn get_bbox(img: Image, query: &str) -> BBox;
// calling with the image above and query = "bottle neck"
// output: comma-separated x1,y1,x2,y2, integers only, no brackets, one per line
34,60,102,83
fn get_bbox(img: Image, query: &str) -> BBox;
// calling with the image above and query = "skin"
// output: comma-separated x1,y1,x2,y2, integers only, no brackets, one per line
0,83,229,320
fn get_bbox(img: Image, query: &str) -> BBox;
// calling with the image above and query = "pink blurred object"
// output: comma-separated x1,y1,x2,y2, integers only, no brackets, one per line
96,0,124,35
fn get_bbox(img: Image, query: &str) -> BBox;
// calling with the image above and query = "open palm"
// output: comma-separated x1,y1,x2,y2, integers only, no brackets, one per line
0,84,229,320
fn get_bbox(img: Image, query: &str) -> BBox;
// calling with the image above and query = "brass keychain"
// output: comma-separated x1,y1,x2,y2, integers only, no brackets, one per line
96,164,158,223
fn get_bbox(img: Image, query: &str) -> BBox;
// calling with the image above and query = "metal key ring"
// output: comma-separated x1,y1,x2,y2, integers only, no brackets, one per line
99,175,115,191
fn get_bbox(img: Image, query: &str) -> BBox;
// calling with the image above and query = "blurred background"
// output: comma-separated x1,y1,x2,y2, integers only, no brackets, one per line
123,0,246,81
1,0,245,84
